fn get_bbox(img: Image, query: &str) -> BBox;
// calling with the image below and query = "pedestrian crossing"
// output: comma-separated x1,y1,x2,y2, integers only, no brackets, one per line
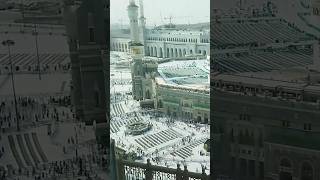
0,53,69,69
7,132,48,169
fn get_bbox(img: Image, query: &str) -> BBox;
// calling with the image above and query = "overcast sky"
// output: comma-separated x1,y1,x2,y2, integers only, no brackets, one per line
110,0,210,26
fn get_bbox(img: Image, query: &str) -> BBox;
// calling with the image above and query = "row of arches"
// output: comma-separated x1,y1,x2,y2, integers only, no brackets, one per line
147,37,201,43
232,158,314,180
279,158,313,180
201,39,209,43
146,46,207,58
111,42,129,52
111,41,209,58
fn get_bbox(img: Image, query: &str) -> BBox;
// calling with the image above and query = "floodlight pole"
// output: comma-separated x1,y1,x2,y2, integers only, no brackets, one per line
2,40,20,131
33,24,41,80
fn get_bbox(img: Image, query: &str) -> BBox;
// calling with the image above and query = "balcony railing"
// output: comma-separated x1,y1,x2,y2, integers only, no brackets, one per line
115,158,209,180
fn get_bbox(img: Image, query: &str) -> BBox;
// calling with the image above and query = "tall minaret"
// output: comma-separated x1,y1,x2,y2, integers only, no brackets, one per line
128,0,140,44
139,0,146,48
128,0,145,100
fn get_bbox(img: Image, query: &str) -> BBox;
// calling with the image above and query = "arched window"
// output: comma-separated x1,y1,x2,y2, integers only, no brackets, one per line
280,158,293,180
154,47,157,57
145,90,150,99
197,116,201,122
159,48,163,58
301,162,313,180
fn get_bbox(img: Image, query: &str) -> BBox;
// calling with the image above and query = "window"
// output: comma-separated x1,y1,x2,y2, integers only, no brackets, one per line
259,133,263,147
240,159,247,176
249,160,255,176
304,123,312,131
231,157,235,172
94,91,99,107
301,162,313,180
239,113,251,121
282,121,290,127
259,162,264,178
230,128,234,142
89,28,95,42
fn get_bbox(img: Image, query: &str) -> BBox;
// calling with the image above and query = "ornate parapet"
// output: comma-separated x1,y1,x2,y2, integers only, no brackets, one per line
115,158,210,180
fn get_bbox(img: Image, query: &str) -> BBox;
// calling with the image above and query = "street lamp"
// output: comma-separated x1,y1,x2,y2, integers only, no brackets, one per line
32,24,41,80
21,0,25,29
2,40,20,131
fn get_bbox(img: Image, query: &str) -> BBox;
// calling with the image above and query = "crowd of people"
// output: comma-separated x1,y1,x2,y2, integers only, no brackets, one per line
0,154,104,180
0,93,110,179
0,95,72,132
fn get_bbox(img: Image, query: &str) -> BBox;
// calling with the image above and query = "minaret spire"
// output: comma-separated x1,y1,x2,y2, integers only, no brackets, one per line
128,0,145,101
139,0,144,18
127,0,140,43
138,0,146,48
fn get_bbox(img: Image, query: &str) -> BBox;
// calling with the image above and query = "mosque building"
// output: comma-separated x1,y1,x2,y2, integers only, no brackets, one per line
120,0,210,123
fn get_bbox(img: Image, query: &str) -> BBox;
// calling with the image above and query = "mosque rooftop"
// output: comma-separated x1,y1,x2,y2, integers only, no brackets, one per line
156,59,209,91
212,66,320,93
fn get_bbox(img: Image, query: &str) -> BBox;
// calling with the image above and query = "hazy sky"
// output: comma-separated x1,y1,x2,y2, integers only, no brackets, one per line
110,0,210,26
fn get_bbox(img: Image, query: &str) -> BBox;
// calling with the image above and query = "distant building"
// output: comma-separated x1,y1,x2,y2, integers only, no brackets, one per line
212,71,320,180
111,0,210,58
211,14,320,180
125,0,210,123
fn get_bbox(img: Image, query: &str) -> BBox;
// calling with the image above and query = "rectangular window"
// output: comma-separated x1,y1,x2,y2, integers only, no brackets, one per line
259,162,264,178
282,121,290,127
304,123,312,131
249,160,255,176
89,28,95,42
231,157,235,172
95,91,99,107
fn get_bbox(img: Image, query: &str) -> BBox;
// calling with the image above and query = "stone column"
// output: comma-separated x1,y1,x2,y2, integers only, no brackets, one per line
157,47,161,58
